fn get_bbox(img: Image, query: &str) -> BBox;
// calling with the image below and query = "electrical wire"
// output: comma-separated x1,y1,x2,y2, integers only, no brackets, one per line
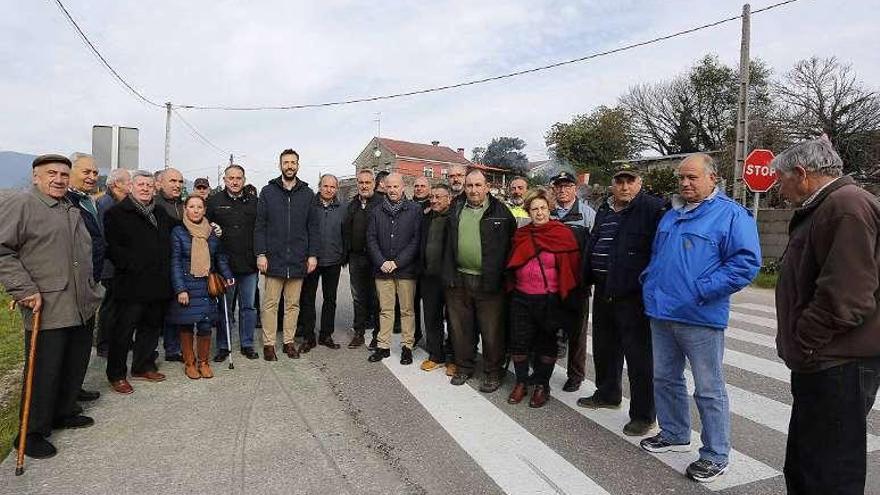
50,0,163,108
51,0,803,112
173,109,229,155
176,0,804,111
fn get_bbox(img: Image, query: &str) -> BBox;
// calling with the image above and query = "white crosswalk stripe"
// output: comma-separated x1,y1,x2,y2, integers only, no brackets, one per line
370,291,878,493
584,335,880,452
732,302,777,316
382,346,612,495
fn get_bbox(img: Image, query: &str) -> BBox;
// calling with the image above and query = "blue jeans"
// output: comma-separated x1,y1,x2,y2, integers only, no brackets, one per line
163,320,180,356
216,272,258,351
651,318,730,465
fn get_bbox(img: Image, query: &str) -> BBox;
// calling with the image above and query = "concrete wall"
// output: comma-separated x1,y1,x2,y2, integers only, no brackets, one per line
757,208,793,264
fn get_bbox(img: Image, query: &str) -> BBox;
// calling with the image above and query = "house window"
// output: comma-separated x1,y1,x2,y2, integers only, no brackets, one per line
423,167,434,178
440,168,448,180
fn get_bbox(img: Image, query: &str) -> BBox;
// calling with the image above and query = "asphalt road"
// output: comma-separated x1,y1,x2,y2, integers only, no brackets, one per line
1,271,877,494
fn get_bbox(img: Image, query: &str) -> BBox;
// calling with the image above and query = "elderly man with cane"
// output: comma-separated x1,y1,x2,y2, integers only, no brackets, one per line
0,154,103,461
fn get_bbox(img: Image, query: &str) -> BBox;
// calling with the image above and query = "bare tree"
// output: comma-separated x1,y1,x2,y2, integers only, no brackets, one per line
774,56,880,173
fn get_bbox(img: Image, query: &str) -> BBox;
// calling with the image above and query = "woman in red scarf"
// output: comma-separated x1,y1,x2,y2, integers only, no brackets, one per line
506,188,581,408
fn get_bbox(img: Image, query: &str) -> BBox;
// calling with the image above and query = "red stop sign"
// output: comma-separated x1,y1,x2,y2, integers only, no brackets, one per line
743,149,777,192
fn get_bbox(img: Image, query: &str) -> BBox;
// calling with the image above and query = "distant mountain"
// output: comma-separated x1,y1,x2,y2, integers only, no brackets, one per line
0,151,38,189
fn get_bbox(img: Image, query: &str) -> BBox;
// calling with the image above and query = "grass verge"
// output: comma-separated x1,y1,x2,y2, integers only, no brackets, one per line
0,290,23,460
752,271,778,289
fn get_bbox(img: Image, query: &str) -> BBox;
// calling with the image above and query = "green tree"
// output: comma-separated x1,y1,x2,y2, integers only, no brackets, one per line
544,105,640,183
641,168,678,198
620,54,773,157
482,137,528,172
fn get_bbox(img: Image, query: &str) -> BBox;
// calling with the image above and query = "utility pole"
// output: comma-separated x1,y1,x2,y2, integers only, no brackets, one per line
374,112,381,137
733,4,751,204
164,102,172,169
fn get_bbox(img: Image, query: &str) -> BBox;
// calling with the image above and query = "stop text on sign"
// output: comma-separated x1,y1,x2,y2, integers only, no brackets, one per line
744,164,776,177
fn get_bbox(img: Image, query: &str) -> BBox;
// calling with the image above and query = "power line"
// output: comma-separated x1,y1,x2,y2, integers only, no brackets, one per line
172,109,229,155
177,0,804,111
52,0,803,112
50,0,163,108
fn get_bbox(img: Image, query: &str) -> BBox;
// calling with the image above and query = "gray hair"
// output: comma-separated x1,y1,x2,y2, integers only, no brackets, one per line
105,168,131,187
69,152,94,164
356,168,375,178
319,173,338,186
132,169,155,182
681,153,717,175
771,136,843,177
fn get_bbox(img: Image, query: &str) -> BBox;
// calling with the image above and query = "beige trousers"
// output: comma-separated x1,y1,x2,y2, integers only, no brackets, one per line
261,276,303,346
375,278,416,350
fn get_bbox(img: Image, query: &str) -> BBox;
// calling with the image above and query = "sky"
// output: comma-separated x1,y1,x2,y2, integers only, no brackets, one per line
2,0,878,187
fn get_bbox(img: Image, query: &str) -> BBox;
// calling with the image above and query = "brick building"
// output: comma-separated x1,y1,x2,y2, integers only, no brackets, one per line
352,137,471,182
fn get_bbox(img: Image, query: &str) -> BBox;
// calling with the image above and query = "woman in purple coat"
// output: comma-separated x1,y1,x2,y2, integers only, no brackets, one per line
168,196,234,379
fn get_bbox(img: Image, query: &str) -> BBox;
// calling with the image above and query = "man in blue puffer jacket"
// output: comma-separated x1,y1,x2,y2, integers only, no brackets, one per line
254,149,319,361
639,153,761,484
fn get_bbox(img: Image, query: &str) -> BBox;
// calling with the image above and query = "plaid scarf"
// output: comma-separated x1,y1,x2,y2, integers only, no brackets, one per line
130,195,157,228
382,196,405,216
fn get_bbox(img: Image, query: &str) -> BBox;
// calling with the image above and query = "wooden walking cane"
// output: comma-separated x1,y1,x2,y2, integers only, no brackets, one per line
14,301,41,476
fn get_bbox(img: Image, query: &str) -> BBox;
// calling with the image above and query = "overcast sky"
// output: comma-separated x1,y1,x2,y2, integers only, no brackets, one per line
2,0,877,186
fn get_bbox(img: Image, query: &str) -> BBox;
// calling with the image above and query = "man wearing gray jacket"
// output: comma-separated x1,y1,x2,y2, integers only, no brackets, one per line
298,174,347,352
0,154,103,459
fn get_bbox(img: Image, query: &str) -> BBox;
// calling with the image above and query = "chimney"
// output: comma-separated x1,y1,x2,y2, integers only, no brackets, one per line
431,140,440,146
456,148,465,155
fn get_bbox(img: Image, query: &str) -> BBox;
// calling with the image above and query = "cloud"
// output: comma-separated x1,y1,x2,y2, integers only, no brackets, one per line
1,0,878,187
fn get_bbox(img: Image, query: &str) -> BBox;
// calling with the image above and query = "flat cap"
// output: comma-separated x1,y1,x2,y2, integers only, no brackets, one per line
32,154,72,168
193,177,210,188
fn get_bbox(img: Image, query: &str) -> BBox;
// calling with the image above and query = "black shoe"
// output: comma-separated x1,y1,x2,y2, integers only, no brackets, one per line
400,347,413,365
72,404,83,416
576,394,621,410
368,348,390,362
165,353,183,363
240,347,259,360
53,415,95,430
686,458,728,483
561,378,582,393
14,433,57,459
77,388,100,401
640,434,692,453
479,377,502,393
623,419,657,437
213,349,230,363
318,337,341,350
367,338,378,351
450,373,471,386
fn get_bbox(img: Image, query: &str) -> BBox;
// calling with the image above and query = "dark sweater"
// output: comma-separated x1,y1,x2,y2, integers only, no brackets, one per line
776,176,880,372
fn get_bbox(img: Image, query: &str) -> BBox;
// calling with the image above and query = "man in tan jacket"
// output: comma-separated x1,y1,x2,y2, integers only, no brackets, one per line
0,154,102,459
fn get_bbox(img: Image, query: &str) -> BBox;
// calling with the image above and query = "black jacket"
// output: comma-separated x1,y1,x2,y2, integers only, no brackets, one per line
103,197,176,302
367,199,422,279
343,194,382,255
420,208,449,276
583,192,665,298
206,189,258,274
442,194,516,291
311,195,347,267
66,190,104,281
155,192,184,221
254,177,319,279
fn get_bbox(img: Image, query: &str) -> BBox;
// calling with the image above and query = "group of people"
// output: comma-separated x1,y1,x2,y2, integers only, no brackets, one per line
0,135,877,493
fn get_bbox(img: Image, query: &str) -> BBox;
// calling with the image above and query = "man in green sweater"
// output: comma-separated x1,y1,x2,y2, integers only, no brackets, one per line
443,170,516,393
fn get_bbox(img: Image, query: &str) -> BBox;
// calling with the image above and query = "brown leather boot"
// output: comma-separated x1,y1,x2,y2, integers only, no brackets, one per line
196,335,214,379
180,331,200,380
507,382,528,404
263,345,277,361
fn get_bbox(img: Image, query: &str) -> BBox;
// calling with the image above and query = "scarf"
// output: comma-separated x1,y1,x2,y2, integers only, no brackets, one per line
383,196,404,216
507,220,581,299
183,216,212,277
130,195,157,228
